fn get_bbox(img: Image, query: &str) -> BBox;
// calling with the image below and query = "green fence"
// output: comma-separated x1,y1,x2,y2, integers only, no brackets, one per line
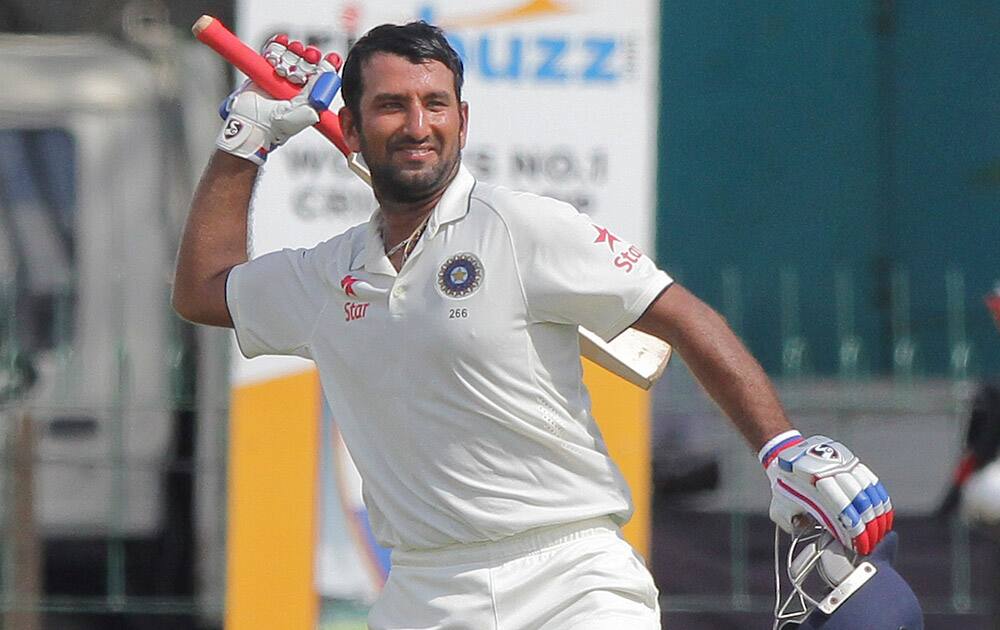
0,308,229,629
652,366,999,626
658,0,1000,379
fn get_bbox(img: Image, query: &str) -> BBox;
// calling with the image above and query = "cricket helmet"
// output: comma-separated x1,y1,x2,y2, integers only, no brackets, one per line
774,524,923,629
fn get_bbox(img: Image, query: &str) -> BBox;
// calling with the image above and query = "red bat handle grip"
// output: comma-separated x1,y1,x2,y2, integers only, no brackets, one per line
192,15,351,156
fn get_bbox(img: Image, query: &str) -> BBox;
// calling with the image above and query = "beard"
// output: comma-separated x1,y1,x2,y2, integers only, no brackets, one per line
362,136,461,204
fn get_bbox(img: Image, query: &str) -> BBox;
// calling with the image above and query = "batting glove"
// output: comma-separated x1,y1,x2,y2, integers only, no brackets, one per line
216,36,342,165
761,431,894,556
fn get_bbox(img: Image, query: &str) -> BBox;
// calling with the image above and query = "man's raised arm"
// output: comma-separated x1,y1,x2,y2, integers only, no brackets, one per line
172,39,341,327
172,151,256,327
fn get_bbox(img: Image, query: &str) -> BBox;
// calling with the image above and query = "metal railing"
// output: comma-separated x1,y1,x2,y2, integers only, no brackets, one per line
652,365,997,624
669,264,998,379
0,319,229,629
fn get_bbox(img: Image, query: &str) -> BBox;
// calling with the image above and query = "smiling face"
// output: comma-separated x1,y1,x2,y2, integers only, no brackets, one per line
340,52,469,205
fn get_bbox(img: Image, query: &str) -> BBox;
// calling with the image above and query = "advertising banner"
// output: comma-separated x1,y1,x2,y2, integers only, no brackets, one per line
230,0,659,612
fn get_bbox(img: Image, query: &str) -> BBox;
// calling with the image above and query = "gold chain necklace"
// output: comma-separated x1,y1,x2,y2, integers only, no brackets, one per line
383,212,432,264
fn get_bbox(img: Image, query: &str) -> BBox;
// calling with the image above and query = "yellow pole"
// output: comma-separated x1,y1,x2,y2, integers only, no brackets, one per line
227,370,321,630
583,359,653,558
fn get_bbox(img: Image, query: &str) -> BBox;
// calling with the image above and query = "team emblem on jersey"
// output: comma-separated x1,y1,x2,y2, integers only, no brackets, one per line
437,253,484,298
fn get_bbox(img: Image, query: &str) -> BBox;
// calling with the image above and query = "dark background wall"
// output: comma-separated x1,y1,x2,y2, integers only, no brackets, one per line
658,0,1000,377
0,0,234,40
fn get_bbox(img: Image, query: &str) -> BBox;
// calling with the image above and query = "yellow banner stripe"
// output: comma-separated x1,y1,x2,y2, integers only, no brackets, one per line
227,369,321,630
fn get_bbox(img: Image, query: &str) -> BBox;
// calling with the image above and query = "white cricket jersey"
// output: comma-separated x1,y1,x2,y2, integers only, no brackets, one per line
226,165,673,551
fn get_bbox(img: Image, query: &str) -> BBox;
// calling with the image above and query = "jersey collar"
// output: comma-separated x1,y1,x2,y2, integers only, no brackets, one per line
424,163,476,238
352,164,476,273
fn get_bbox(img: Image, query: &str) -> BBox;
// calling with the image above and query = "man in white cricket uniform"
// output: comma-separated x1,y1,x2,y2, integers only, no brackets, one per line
228,165,668,627
228,165,670,551
174,21,895,629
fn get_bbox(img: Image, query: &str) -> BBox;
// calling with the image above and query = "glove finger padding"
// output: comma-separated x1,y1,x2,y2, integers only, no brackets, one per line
855,462,893,536
215,36,339,165
764,434,893,556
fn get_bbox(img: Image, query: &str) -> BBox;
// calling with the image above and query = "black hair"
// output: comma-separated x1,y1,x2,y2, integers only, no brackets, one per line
341,21,464,119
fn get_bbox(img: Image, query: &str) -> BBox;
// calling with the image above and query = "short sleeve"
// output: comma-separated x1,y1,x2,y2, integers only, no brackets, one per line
511,198,672,341
225,247,330,359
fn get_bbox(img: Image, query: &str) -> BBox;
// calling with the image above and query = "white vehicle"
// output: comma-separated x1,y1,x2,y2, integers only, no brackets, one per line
0,32,228,627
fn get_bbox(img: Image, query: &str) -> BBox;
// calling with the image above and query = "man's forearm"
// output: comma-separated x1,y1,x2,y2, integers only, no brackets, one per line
674,305,792,449
635,285,793,450
172,151,259,327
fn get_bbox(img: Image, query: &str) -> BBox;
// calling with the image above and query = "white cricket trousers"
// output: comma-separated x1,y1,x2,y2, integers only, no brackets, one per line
367,516,661,630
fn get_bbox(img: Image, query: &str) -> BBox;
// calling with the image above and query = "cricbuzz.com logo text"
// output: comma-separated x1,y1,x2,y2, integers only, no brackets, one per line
418,4,637,85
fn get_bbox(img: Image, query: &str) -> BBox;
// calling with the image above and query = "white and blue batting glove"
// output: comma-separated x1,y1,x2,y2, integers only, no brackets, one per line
761,431,894,556
216,36,341,166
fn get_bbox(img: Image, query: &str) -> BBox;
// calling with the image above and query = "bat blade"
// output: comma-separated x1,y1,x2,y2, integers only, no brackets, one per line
192,15,671,388
579,328,672,390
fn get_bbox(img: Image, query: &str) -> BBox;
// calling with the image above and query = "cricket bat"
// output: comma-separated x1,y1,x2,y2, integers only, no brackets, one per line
192,15,672,389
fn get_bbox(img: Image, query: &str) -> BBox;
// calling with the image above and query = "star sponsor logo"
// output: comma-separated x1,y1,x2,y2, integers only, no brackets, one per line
340,274,360,297
592,224,645,273
344,302,369,322
592,224,620,252
437,253,484,299
614,245,644,274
